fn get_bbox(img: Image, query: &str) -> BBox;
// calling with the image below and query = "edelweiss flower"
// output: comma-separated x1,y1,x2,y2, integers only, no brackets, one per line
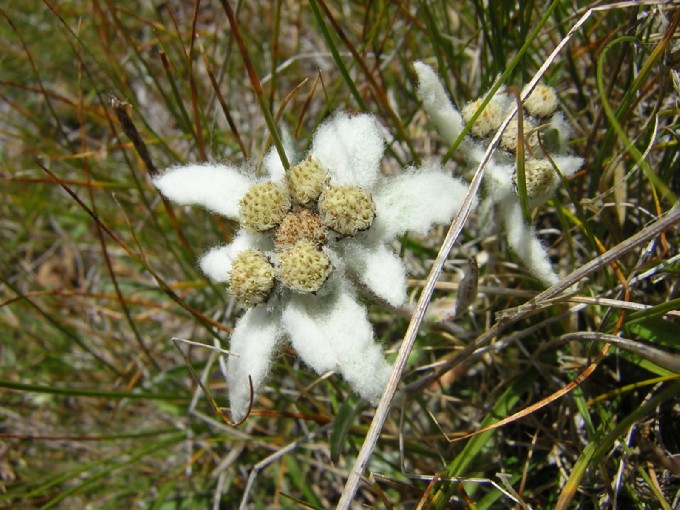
154,112,468,421
414,61,583,286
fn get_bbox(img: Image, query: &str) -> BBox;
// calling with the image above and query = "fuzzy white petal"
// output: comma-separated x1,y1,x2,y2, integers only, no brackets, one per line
371,163,470,241
328,289,392,404
343,240,408,307
153,164,252,219
552,154,583,180
281,294,339,374
466,141,488,166
198,230,267,283
198,246,233,283
414,61,464,146
484,161,515,203
227,307,282,421
501,199,558,286
311,112,384,189
548,112,572,152
282,288,391,402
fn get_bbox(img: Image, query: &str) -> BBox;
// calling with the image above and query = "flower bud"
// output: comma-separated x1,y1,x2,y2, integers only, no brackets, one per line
228,250,275,307
514,159,559,208
277,240,332,293
523,84,558,118
286,157,327,205
239,181,291,232
318,185,375,236
462,97,504,138
500,115,539,153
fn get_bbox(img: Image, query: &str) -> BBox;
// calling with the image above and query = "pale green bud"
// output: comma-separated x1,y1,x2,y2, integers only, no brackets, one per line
500,115,539,153
318,185,375,236
228,250,275,307
523,84,558,118
239,181,291,232
277,240,332,293
462,98,504,138
286,157,327,205
514,159,559,209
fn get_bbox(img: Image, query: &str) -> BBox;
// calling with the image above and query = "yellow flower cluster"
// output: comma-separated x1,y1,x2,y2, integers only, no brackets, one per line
229,157,377,306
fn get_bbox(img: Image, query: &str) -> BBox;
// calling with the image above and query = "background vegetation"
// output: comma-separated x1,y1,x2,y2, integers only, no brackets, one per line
1,0,678,508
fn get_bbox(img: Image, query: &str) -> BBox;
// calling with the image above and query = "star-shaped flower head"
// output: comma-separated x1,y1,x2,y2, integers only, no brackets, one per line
153,112,469,421
414,61,583,286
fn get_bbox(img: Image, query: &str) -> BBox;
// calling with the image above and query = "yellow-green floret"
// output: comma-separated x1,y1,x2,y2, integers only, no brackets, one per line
500,115,539,153
524,85,558,118
277,240,332,293
228,250,275,307
318,185,376,236
514,159,558,209
286,157,327,205
461,98,504,138
239,181,291,232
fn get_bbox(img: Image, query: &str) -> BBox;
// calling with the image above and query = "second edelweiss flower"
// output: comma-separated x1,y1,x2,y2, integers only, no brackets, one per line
415,61,583,286
153,112,468,421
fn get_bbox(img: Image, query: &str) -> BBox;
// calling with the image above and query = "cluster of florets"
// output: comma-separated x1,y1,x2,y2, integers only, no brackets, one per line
153,111,471,420
415,61,583,286
229,157,376,307
461,84,563,207
461,84,558,148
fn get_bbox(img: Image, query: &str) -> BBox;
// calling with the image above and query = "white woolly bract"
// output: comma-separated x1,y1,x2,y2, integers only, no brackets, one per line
342,240,408,307
414,61,464,145
371,163,471,241
153,164,251,219
310,112,384,190
552,154,583,179
483,161,515,203
282,287,391,404
501,199,558,286
198,230,269,283
548,112,572,152
198,246,234,283
227,307,282,422
282,294,341,374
